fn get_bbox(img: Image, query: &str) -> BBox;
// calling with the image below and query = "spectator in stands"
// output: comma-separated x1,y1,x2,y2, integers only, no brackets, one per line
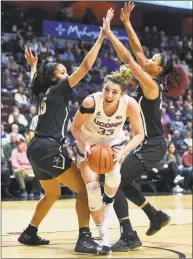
8,111,28,135
182,144,193,192
1,148,13,198
82,8,97,25
24,25,34,41
7,55,19,74
171,130,187,156
14,86,29,108
25,105,37,125
56,2,74,22
10,134,40,199
171,111,185,136
10,123,19,135
8,106,28,128
152,142,184,193
182,144,193,173
167,105,176,121
15,76,26,89
1,69,17,94
185,121,192,134
63,44,75,63
182,101,192,123
3,132,17,163
184,130,192,146
1,124,10,146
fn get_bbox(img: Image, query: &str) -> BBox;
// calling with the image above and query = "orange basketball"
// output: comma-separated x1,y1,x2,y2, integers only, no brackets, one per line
87,144,116,174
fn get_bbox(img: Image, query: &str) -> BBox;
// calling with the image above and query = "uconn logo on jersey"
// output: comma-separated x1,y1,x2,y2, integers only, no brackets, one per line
93,112,123,136
94,118,122,128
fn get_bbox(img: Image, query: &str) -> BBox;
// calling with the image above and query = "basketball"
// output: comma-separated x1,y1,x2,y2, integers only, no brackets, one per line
87,144,116,174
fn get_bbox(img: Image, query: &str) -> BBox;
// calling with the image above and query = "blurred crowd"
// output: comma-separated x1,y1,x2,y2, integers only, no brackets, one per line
1,5,192,199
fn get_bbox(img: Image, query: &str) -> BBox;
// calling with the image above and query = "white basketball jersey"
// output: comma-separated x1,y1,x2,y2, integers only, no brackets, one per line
81,92,129,146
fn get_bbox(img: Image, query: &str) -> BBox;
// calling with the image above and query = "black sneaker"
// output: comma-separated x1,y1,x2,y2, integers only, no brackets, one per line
74,232,111,255
146,210,171,236
111,231,142,252
18,230,50,245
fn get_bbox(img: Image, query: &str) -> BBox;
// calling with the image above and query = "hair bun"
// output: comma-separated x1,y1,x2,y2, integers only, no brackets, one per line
119,65,132,83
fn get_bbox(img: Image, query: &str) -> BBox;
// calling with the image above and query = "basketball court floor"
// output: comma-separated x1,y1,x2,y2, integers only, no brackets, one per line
2,194,192,258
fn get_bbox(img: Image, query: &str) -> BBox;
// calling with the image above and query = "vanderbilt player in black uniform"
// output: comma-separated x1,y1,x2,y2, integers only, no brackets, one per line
102,4,189,251
18,23,112,255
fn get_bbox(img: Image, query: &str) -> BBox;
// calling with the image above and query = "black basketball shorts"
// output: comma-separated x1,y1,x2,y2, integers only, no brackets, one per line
132,135,167,171
27,136,72,180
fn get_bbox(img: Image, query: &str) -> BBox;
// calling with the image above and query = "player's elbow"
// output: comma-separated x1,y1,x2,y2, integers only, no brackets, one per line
82,60,92,72
137,131,145,143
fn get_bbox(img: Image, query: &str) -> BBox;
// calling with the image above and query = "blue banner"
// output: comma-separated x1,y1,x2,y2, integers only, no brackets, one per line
43,20,129,41
134,0,192,10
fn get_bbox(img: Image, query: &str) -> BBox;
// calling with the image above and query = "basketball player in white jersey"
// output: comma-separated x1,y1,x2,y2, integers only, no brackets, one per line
71,65,144,251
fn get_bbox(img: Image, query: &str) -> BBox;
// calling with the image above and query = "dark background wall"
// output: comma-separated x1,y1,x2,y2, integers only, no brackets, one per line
2,1,192,35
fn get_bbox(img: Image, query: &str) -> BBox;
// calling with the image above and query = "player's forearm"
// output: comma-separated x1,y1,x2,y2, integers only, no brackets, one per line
71,128,87,149
30,64,37,83
81,37,104,71
107,31,131,64
122,134,144,156
123,21,144,55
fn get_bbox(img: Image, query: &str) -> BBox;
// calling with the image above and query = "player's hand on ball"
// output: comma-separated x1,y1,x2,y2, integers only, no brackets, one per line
112,149,124,168
24,47,38,66
84,142,92,162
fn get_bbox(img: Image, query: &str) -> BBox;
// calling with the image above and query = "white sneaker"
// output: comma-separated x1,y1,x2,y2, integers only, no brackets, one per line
99,231,112,249
172,185,184,193
173,175,184,184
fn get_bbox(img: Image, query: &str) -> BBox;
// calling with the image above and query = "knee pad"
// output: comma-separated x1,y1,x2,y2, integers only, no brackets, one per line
86,182,103,211
105,164,121,188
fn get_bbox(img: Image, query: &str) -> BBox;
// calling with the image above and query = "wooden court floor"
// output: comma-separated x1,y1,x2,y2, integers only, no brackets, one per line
1,194,192,258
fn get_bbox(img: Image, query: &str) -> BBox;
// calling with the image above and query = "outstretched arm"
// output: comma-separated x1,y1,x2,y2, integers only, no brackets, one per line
68,9,115,89
120,2,147,68
24,47,38,83
103,12,158,99
68,32,105,88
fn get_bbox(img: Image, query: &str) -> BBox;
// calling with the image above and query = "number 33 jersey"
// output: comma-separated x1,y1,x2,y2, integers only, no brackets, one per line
81,92,129,146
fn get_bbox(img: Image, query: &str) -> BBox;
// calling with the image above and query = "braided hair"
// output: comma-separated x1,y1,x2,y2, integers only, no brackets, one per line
28,62,59,104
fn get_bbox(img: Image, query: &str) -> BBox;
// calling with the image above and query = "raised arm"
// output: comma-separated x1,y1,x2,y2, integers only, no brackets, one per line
68,21,110,88
24,47,38,83
103,12,159,99
120,2,147,68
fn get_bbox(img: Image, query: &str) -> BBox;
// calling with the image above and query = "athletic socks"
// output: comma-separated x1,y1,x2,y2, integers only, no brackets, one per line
25,224,38,235
119,219,134,237
142,202,158,220
79,227,90,235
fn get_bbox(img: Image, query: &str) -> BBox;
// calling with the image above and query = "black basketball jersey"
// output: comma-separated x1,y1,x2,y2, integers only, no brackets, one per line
132,78,163,137
35,78,72,142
